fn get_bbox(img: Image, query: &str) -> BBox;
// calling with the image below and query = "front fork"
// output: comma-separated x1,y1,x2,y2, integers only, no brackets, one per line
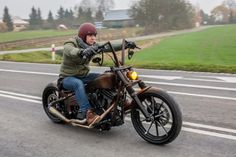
126,81,152,121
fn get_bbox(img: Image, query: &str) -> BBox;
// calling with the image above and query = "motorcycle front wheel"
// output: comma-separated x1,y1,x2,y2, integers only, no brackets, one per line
131,90,182,145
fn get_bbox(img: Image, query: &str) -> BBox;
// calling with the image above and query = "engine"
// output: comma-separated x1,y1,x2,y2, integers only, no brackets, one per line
89,89,116,110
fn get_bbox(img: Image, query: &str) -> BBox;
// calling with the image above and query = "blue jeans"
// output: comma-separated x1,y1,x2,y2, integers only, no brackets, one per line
62,73,100,112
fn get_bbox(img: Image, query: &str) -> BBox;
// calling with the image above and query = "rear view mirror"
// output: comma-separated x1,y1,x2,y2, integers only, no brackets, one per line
128,51,134,60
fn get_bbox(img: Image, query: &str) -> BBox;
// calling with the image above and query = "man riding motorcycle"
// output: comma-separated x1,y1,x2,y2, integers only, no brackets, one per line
59,23,136,125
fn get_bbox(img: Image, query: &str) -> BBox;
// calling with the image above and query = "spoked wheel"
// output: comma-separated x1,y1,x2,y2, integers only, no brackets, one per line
42,86,63,123
131,90,182,145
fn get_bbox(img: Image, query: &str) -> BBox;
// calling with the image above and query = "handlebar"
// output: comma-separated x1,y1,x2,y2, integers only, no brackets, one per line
81,41,140,64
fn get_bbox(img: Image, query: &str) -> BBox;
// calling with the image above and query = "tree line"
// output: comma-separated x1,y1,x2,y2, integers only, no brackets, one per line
1,0,236,33
0,0,114,32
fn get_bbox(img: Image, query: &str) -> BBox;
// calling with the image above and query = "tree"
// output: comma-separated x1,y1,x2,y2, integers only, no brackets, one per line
29,6,39,29
47,11,54,23
57,6,65,20
130,0,195,33
44,10,55,29
2,6,13,31
223,0,236,9
211,5,230,24
97,0,114,13
223,0,236,23
95,8,104,21
86,8,93,23
37,8,43,27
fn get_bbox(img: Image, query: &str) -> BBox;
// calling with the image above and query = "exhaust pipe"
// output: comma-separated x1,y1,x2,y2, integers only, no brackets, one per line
48,106,71,123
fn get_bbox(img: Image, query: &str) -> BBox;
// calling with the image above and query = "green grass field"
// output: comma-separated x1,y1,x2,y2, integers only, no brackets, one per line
0,30,76,43
1,25,236,73
126,25,236,73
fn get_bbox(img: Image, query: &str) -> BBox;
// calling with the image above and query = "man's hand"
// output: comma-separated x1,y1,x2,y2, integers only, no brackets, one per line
80,46,98,58
125,41,137,49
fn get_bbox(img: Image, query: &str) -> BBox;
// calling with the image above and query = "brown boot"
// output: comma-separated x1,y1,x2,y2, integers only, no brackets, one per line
86,109,100,126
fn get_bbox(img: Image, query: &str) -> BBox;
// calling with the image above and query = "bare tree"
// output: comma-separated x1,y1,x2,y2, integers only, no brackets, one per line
97,0,114,13
223,0,236,9
131,0,195,33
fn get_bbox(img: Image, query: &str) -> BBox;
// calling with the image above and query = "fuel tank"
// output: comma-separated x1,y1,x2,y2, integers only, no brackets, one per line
86,73,116,91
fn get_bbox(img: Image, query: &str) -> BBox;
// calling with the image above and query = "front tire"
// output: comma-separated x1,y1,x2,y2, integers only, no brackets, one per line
131,90,182,145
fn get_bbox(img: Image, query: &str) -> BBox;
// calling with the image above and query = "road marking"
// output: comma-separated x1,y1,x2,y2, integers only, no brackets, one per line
0,69,57,76
140,75,236,83
145,81,236,91
196,76,236,83
181,127,236,141
125,117,236,141
1,68,236,92
139,75,182,80
183,121,236,134
0,90,41,100
139,75,228,83
168,91,236,101
0,93,41,104
1,91,236,141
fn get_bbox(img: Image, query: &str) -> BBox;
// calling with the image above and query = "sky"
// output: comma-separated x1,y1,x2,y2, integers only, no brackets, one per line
0,0,225,19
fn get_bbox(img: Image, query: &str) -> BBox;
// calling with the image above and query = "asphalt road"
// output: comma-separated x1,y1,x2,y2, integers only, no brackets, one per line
0,61,236,157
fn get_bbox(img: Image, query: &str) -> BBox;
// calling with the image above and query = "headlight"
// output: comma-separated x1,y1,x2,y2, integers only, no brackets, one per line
127,71,138,80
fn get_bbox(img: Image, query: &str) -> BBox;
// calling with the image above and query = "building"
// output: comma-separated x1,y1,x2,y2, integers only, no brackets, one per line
103,9,135,28
0,16,29,31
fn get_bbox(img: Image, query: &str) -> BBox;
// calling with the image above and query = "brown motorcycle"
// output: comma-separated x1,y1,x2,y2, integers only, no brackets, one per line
42,40,182,145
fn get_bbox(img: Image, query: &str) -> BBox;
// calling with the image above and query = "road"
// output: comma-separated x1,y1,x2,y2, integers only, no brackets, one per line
0,61,236,157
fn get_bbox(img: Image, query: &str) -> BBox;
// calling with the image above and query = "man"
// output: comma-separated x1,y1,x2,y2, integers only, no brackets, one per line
59,23,136,125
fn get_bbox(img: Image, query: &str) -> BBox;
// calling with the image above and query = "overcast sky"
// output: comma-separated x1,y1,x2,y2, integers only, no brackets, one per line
0,0,224,19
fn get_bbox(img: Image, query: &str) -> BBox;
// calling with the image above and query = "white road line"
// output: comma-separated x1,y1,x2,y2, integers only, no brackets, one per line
0,93,41,104
168,91,236,101
1,68,236,92
133,88,236,101
182,127,236,141
146,81,236,91
125,117,236,141
0,69,57,76
139,75,182,80
1,92,236,141
183,122,236,134
140,75,227,83
0,90,41,100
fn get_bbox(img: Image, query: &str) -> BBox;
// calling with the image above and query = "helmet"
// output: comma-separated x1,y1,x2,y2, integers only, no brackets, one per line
78,23,97,42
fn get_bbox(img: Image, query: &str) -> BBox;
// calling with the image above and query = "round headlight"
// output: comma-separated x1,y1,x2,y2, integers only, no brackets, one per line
127,71,138,80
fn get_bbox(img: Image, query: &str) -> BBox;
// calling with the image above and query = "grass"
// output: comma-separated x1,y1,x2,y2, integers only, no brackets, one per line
0,27,143,43
1,25,236,73
125,25,236,73
0,30,76,43
0,51,62,64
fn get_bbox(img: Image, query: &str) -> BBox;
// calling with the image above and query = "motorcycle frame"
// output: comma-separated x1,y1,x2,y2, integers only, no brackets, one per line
48,41,152,126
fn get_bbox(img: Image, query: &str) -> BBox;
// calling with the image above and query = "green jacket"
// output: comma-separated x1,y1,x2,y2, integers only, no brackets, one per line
59,37,123,78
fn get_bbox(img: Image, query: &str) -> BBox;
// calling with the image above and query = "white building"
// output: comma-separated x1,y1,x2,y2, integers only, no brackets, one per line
0,16,29,31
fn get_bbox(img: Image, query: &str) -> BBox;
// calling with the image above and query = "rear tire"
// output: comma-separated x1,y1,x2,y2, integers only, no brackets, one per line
131,90,182,145
42,86,64,123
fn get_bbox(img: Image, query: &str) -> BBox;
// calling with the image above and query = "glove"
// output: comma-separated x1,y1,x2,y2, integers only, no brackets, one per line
80,46,98,58
125,41,137,49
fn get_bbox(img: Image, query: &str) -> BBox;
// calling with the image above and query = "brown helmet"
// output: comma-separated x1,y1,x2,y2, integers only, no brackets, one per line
78,23,97,42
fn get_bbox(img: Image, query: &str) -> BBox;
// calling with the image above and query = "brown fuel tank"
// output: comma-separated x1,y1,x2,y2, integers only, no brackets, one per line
86,73,116,91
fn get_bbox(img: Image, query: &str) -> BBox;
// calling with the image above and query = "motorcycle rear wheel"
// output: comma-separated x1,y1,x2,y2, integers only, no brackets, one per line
42,86,64,123
131,90,182,145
